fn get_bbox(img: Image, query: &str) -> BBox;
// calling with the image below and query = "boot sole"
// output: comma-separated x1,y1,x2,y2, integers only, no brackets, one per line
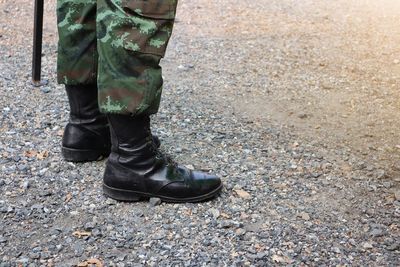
103,182,223,203
62,146,110,162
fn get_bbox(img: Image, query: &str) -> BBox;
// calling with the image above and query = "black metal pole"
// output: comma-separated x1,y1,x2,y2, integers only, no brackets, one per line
32,0,44,87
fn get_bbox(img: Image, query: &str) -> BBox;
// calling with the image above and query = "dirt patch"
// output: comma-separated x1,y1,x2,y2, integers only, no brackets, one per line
177,0,400,176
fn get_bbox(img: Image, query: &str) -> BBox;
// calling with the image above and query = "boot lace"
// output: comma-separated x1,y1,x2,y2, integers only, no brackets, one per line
144,128,178,168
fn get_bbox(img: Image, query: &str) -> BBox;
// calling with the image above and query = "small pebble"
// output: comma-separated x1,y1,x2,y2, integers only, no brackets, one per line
149,198,162,206
40,87,51,93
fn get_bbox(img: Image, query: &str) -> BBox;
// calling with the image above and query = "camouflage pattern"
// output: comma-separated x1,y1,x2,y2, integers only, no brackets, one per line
57,0,178,115
57,0,97,85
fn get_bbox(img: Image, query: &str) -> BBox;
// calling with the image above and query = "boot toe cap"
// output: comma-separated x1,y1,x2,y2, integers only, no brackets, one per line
155,170,222,201
191,170,222,191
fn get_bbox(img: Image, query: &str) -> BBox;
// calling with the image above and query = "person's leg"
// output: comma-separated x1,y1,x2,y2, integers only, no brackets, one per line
97,0,222,202
96,0,177,115
56,0,161,162
57,0,111,162
57,0,97,85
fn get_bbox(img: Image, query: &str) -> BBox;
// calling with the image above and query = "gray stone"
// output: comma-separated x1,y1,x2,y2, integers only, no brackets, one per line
84,221,96,231
22,180,30,189
209,208,220,219
106,198,118,205
40,87,51,94
370,228,385,237
28,252,40,259
149,198,162,206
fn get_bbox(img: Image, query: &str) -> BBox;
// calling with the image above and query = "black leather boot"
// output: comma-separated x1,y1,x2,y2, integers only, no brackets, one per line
62,85,160,162
62,85,112,162
103,115,223,203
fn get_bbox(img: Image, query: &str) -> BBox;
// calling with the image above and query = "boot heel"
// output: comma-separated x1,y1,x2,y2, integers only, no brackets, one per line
103,183,143,202
62,147,110,162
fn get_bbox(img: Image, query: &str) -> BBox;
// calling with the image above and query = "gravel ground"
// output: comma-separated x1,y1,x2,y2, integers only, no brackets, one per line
1,0,399,266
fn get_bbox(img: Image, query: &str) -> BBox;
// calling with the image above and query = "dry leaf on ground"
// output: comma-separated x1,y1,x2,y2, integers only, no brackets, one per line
271,254,292,263
24,150,37,158
298,212,311,221
234,189,251,199
36,150,49,160
78,258,103,267
65,192,72,203
72,231,91,238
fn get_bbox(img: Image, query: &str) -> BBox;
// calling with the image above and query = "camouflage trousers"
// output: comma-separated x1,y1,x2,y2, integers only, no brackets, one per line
57,0,178,115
